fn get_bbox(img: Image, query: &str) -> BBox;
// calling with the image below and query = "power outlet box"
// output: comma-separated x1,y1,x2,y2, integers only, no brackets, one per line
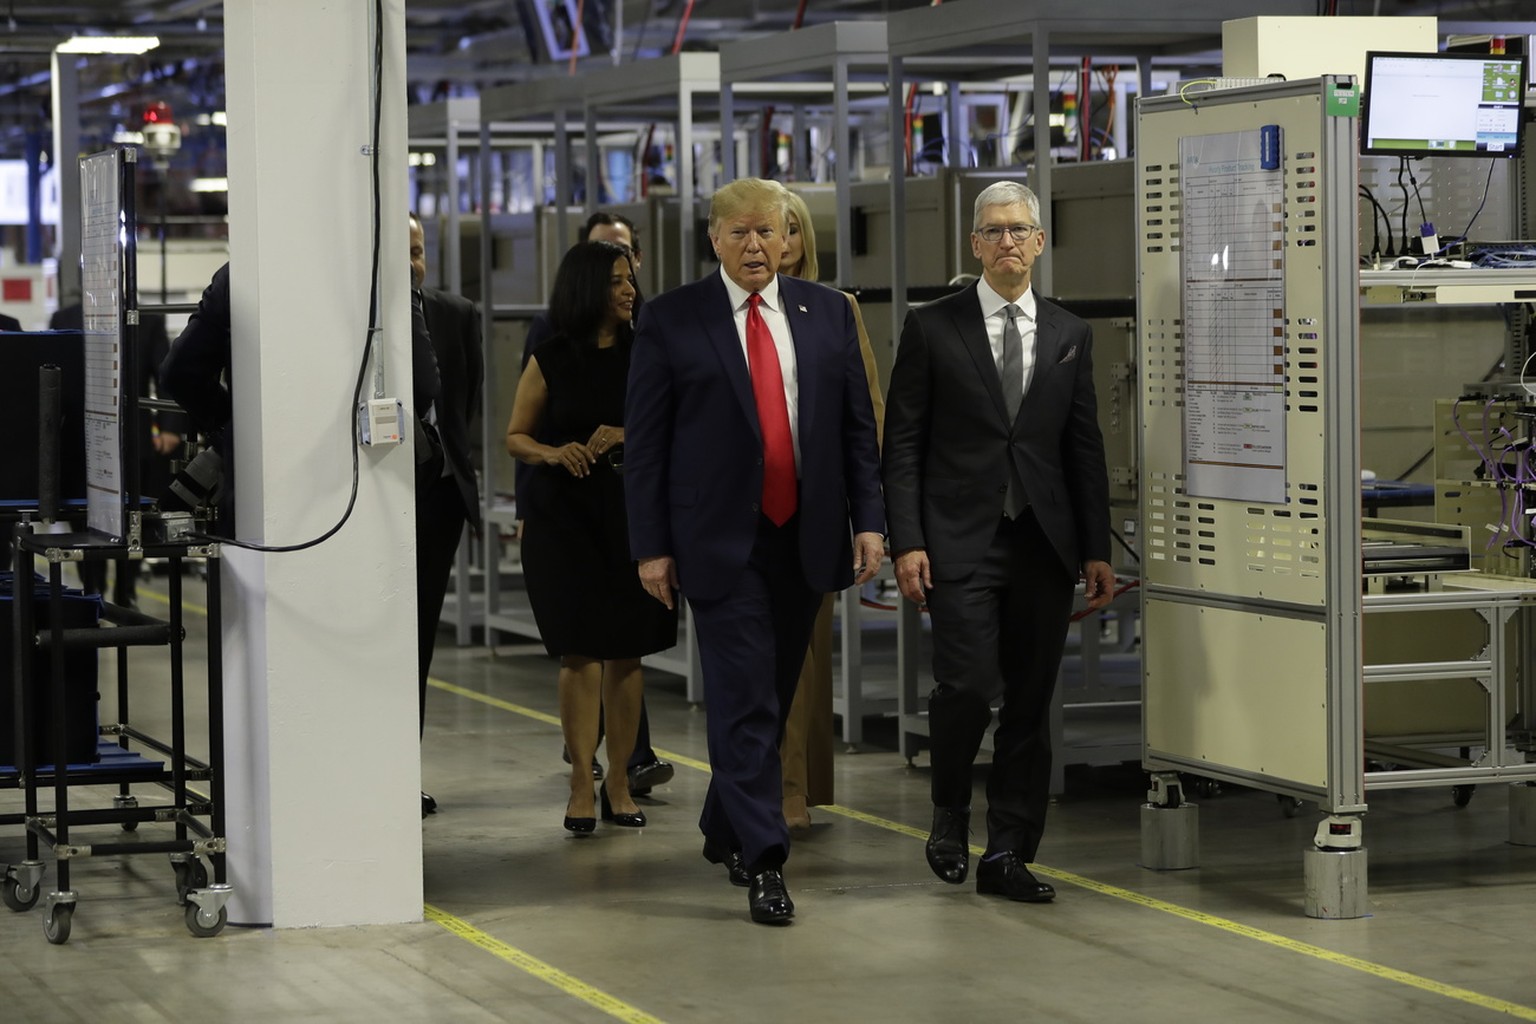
359,398,404,446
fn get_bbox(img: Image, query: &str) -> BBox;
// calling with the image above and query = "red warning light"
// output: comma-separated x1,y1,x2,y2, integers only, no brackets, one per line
143,101,173,125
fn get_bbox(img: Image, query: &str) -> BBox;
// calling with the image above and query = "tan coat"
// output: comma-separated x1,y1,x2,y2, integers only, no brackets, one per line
781,292,885,809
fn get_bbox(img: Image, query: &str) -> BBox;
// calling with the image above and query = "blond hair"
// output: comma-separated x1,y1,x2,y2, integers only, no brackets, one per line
781,189,819,282
708,178,789,236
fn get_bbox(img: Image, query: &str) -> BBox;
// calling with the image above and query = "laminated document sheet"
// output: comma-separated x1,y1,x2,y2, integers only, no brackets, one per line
1179,129,1287,504
80,150,126,538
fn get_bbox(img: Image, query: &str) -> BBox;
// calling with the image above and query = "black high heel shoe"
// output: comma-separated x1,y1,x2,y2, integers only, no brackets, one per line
600,786,647,828
564,790,596,835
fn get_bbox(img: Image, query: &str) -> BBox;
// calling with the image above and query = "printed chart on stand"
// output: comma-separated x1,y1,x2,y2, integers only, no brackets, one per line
80,151,125,538
1180,129,1288,503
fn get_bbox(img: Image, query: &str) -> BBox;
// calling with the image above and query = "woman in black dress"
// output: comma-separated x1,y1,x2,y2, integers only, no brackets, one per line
505,240,678,833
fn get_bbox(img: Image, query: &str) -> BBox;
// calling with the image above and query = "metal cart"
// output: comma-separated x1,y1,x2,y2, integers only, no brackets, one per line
3,523,231,943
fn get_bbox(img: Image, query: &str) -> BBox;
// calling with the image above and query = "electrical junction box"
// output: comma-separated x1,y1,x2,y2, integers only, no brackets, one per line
359,398,404,447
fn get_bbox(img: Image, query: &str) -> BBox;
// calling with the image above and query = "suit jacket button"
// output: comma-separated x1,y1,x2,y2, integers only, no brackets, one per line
751,502,759,512
756,457,763,466
997,485,1007,493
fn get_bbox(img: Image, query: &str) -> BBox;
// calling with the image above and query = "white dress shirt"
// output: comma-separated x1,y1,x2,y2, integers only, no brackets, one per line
720,267,801,469
975,276,1038,402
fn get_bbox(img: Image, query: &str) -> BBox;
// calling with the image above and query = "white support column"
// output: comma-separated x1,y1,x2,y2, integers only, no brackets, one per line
221,0,422,928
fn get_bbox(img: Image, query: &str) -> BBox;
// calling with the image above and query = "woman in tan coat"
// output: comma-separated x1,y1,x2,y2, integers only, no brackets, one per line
777,188,885,831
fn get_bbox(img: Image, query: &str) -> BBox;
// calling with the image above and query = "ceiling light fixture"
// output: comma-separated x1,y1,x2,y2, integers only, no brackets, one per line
56,35,161,55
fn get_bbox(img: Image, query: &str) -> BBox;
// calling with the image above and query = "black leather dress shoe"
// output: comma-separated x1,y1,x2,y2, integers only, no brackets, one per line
421,792,437,817
747,868,794,925
701,838,751,887
925,806,971,884
600,787,647,828
627,758,674,797
564,789,597,835
976,852,1055,903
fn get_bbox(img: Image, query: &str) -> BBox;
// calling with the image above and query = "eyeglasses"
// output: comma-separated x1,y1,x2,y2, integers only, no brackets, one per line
976,224,1042,244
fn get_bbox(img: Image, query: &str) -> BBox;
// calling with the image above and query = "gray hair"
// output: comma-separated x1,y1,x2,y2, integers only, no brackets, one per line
972,181,1040,230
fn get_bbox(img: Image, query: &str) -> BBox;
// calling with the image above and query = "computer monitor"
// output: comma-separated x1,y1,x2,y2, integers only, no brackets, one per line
1361,50,1527,158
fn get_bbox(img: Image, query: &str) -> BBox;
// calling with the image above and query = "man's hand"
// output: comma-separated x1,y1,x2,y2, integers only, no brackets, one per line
852,532,884,586
637,555,678,610
894,548,931,605
1081,559,1117,611
153,431,181,456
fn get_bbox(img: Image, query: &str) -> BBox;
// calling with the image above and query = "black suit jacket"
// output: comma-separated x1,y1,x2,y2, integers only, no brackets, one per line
160,262,233,442
883,283,1109,581
421,287,484,528
626,272,884,601
0,313,20,332
52,302,186,439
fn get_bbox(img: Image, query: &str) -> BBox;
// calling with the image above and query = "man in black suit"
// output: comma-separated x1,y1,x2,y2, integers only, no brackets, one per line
52,301,184,607
410,213,484,816
520,211,674,797
160,263,237,529
627,178,884,924
883,180,1115,904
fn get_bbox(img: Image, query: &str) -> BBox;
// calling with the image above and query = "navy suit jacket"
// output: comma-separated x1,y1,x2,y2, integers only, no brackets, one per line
883,283,1109,580
421,287,484,528
626,271,884,602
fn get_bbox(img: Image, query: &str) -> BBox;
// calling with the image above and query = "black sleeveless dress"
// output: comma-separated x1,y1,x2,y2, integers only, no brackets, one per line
520,337,679,659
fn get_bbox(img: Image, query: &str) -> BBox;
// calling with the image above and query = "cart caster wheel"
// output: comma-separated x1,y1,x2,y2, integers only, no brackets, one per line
1452,784,1475,808
2,878,40,912
44,904,73,945
114,795,139,831
172,859,210,904
1190,777,1221,799
185,902,227,938
1278,795,1304,818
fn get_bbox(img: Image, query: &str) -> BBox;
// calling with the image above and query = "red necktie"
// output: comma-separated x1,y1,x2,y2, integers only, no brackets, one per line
746,292,796,525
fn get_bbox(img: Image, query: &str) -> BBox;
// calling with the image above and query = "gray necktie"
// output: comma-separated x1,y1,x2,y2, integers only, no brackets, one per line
1000,303,1024,420
1001,304,1026,518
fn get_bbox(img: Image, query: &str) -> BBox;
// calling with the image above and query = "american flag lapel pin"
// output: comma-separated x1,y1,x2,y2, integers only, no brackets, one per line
797,304,808,312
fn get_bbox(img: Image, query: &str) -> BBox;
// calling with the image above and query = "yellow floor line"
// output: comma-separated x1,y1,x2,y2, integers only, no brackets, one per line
438,677,1536,1023
423,905,666,1024
815,805,1536,1021
144,592,1536,1022
137,587,208,618
430,679,560,728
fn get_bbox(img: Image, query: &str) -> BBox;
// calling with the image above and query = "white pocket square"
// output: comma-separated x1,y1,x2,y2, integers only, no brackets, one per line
1057,345,1078,364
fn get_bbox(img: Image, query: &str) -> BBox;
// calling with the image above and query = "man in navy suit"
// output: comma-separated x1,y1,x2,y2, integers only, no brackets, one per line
626,178,884,925
884,180,1114,905
410,213,484,817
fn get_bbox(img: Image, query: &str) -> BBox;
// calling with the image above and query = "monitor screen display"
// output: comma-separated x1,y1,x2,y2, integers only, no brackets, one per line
1361,50,1527,158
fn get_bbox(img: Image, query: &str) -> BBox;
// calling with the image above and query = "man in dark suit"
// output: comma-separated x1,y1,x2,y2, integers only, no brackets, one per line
883,180,1115,905
163,234,453,816
0,312,21,331
626,178,884,925
52,301,184,607
410,213,484,816
160,263,237,529
518,211,674,796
